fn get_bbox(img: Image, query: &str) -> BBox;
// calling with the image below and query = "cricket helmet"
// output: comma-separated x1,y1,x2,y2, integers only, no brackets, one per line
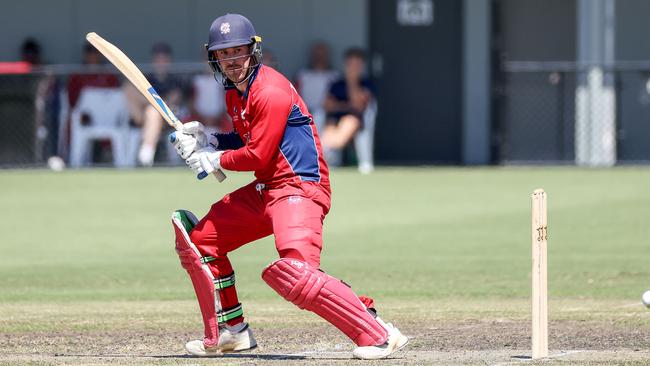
205,13,262,85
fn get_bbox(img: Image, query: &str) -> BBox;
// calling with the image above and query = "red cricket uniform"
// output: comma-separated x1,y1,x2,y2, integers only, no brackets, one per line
189,65,331,324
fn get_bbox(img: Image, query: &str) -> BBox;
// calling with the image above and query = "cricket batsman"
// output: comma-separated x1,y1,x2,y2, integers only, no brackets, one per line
169,13,408,359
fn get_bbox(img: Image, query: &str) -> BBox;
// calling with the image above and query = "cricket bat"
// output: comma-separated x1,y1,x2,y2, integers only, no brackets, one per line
86,32,226,182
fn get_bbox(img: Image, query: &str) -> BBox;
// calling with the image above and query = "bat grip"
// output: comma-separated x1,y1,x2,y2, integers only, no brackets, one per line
171,131,226,182
197,169,226,182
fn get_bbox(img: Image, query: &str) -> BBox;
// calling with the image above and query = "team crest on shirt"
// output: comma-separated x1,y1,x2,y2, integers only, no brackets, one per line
232,106,247,121
220,22,231,34
232,107,251,143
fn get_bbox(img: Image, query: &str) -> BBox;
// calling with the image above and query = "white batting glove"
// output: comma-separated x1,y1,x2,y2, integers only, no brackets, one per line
186,147,224,176
169,121,208,159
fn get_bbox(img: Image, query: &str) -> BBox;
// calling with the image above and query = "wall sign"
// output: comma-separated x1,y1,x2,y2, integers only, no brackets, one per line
397,0,434,26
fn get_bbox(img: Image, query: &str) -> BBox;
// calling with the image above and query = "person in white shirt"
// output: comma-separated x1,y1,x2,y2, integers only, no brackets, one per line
295,42,339,133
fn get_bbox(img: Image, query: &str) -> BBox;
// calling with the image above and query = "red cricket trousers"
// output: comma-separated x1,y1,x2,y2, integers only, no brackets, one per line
189,179,331,325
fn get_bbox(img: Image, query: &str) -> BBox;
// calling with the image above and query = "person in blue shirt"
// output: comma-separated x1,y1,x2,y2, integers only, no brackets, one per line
321,48,375,162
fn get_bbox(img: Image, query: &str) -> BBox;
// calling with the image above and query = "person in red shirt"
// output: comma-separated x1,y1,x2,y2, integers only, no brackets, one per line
169,14,408,360
67,44,120,110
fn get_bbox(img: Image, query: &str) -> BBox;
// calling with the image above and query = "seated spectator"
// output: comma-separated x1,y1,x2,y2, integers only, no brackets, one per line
295,42,339,132
20,38,65,169
67,43,120,110
21,38,42,66
63,43,121,165
321,48,375,165
188,54,228,135
123,42,185,166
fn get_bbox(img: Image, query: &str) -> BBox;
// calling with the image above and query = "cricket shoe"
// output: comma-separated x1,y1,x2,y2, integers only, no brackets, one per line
215,322,257,353
185,323,257,356
352,321,409,360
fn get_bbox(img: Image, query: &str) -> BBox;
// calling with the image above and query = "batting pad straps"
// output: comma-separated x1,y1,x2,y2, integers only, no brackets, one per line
201,256,216,264
218,303,244,323
213,272,236,289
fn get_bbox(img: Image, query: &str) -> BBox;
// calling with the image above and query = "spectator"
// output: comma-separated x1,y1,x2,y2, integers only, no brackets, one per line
67,43,120,110
20,38,65,169
295,42,339,132
123,42,185,166
21,38,42,66
63,43,122,165
321,47,374,165
189,53,228,135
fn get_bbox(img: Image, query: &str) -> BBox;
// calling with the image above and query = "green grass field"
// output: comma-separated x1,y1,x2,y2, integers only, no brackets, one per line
2,167,650,365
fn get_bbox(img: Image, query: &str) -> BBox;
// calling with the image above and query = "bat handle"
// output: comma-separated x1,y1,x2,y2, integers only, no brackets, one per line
213,169,227,182
197,169,227,182
171,132,226,182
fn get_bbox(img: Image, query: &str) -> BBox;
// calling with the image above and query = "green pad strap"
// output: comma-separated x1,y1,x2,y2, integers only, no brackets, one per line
217,303,243,323
201,256,216,264
213,273,236,289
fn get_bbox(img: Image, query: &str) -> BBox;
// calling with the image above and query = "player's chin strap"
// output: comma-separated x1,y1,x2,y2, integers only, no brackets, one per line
221,60,260,90
206,36,263,88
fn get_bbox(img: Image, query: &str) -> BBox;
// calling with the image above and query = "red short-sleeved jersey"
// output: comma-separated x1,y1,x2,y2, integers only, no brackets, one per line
219,65,330,189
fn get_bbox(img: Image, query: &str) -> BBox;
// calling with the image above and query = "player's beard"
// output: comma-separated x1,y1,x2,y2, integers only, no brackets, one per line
226,59,251,84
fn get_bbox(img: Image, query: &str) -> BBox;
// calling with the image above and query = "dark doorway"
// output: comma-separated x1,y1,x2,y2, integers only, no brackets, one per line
369,0,463,164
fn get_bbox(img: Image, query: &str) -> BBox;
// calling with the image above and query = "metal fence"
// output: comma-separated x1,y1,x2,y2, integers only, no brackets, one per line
4,62,650,168
495,62,650,165
0,63,217,169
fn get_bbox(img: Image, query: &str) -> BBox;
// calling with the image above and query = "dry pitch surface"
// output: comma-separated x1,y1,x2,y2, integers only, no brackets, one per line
3,299,650,366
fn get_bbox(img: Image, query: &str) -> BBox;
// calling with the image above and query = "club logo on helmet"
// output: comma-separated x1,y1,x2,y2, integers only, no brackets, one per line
220,22,231,34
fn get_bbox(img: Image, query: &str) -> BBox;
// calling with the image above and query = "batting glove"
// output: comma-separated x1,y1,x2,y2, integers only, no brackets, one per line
169,121,208,160
186,147,224,176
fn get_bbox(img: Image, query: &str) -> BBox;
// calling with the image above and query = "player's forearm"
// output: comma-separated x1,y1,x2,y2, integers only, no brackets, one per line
220,147,268,171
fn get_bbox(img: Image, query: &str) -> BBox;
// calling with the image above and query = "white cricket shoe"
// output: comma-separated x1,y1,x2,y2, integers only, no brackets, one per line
185,340,223,357
216,323,257,353
352,321,409,360
185,323,257,356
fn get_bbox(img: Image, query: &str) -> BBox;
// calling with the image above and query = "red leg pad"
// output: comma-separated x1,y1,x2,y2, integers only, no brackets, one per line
261,258,388,346
172,216,219,348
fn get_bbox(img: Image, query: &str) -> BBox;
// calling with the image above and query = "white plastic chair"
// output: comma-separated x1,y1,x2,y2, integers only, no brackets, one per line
354,99,377,174
69,87,132,168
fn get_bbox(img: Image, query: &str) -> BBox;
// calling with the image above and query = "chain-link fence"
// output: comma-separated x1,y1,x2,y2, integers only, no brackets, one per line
4,62,650,168
0,63,223,169
0,73,43,166
495,62,650,165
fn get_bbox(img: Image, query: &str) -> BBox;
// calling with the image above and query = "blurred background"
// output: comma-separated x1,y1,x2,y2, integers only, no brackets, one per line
1,0,649,171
